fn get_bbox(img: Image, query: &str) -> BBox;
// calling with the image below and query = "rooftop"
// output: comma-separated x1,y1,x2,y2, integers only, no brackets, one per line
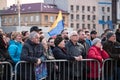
1,3,68,15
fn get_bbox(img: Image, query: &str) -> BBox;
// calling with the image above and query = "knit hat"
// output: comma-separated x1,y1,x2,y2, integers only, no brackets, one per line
54,36,63,46
92,38,101,45
106,31,115,39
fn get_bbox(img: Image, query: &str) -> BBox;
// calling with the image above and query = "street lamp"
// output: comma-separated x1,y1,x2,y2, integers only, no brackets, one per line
17,0,21,28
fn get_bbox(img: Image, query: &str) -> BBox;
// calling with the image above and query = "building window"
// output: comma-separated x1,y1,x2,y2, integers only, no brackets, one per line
76,23,79,29
102,24,105,30
30,16,34,22
76,14,79,20
93,24,96,29
107,7,110,12
82,15,85,20
82,6,85,12
25,17,28,22
4,18,7,23
82,24,85,29
50,16,54,22
71,14,74,21
35,15,40,22
87,15,90,20
102,16,105,21
76,5,79,11
14,17,17,23
71,23,74,28
9,17,12,23
71,5,74,11
102,7,105,12
87,24,90,29
44,15,48,22
87,6,90,11
93,15,96,20
107,16,110,21
93,6,96,11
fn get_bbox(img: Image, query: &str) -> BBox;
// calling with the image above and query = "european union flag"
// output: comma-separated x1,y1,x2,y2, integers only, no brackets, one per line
48,11,64,36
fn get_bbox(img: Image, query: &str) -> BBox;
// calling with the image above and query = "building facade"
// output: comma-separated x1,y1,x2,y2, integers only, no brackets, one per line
117,0,120,23
44,0,112,35
98,0,112,31
1,3,68,28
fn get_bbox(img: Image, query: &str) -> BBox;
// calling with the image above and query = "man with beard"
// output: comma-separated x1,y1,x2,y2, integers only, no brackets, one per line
61,29,69,43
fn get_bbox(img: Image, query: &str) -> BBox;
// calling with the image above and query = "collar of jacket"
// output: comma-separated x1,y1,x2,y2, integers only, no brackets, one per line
92,45,101,50
69,40,80,46
27,39,39,46
78,39,85,44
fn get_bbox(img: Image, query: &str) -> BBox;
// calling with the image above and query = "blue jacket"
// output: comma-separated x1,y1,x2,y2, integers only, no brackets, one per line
8,40,22,63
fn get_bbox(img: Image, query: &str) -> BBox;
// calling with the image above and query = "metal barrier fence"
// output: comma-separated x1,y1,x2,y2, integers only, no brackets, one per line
14,59,101,80
3,59,118,80
0,61,13,80
102,58,120,80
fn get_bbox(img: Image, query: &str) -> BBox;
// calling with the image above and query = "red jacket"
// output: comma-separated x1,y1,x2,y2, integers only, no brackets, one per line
87,45,109,78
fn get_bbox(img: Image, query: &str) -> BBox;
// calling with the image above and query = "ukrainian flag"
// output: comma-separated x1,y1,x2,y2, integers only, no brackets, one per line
48,11,64,36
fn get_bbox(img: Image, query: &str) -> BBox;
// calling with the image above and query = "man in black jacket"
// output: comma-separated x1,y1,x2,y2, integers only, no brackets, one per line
103,31,120,80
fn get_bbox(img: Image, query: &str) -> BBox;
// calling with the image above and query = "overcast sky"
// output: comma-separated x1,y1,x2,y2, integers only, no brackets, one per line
20,0,44,4
8,0,44,7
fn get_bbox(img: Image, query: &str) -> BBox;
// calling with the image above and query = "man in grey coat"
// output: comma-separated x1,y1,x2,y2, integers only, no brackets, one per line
65,31,85,80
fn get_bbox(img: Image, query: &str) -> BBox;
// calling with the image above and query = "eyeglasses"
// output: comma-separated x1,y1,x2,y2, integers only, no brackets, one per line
72,34,78,36
63,32,68,34
50,41,54,43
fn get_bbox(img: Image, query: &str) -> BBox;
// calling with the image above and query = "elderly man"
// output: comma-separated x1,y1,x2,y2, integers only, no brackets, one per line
20,31,47,80
65,31,85,80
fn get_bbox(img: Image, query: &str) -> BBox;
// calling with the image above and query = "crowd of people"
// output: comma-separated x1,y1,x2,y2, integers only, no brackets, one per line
0,25,120,80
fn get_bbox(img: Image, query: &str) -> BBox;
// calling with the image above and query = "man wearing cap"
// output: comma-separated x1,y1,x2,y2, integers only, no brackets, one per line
90,30,97,41
103,31,120,80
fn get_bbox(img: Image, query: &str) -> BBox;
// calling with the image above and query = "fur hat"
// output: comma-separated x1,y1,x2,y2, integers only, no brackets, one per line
92,38,101,45
106,31,115,39
54,36,63,46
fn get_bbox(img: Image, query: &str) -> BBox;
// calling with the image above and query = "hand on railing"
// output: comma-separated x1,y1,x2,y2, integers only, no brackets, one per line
75,55,83,61
36,59,41,65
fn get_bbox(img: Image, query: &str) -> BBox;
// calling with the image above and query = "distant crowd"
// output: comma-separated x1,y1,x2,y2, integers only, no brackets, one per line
0,26,120,80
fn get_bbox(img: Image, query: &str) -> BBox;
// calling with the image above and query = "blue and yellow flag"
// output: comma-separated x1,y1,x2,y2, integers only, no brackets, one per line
48,11,64,36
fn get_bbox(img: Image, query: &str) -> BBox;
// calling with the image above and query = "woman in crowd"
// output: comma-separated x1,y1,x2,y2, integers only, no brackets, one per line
53,35,82,80
87,38,110,80
8,32,23,64
0,33,14,80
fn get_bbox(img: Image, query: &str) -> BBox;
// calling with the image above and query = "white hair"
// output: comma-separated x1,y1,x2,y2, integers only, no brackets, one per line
29,31,39,40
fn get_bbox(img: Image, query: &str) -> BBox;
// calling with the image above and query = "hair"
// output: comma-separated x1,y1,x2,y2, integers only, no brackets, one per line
22,31,28,36
29,31,39,40
48,37,53,42
11,32,21,40
0,33,7,49
77,29,83,34
61,29,68,34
